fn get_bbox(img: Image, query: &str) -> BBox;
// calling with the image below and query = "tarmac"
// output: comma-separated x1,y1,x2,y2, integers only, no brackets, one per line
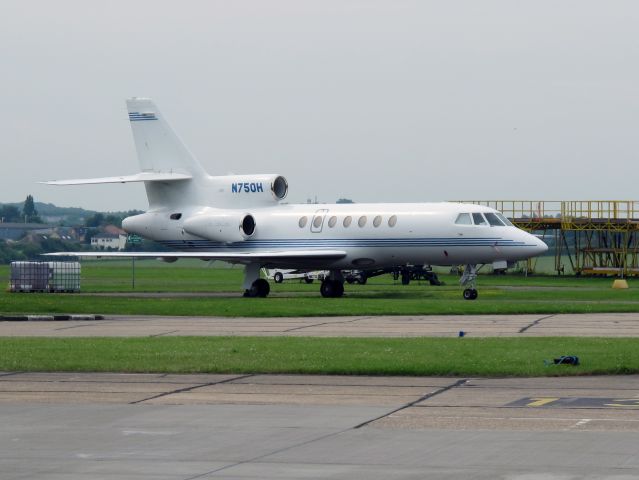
2,373,639,479
1,312,639,337
2,314,639,478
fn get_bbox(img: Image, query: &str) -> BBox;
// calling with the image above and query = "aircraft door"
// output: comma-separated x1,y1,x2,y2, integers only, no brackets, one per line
310,209,329,233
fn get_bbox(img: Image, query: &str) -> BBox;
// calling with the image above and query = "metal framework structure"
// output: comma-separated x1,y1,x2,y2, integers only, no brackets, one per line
458,201,639,276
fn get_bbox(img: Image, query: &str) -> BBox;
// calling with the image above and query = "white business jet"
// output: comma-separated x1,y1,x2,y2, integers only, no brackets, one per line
44,98,547,300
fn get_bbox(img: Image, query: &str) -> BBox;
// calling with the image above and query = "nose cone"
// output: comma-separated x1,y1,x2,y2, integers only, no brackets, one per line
526,233,548,257
531,234,549,256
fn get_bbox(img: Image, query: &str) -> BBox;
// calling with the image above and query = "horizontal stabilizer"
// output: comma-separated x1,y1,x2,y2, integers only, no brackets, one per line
41,172,192,186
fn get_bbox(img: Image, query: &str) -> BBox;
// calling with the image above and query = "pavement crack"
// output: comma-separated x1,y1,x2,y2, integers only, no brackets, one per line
54,324,101,331
353,378,469,429
519,314,555,334
283,316,371,333
181,426,355,479
185,377,470,478
148,330,180,338
129,374,255,405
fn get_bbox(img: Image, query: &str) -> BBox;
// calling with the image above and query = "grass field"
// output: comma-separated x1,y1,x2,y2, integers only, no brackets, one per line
1,336,637,377
1,260,638,316
2,261,639,378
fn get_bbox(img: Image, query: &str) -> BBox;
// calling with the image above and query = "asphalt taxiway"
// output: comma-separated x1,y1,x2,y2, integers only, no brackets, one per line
2,373,639,479
3,314,639,478
1,312,639,337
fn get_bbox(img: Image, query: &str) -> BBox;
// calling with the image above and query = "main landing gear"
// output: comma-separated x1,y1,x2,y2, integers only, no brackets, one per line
320,279,344,298
460,264,480,301
320,271,345,298
243,265,346,299
244,278,270,298
243,264,270,298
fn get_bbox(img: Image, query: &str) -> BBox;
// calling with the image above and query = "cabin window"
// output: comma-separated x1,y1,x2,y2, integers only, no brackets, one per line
455,213,472,225
328,216,337,228
373,215,382,227
170,213,182,220
358,216,367,227
484,212,505,226
496,213,514,226
299,216,308,228
313,216,323,228
388,215,397,227
472,213,488,226
343,216,352,227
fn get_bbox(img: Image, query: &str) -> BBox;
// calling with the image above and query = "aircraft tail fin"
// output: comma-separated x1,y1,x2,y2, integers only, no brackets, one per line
126,98,208,208
44,98,209,209
126,98,207,178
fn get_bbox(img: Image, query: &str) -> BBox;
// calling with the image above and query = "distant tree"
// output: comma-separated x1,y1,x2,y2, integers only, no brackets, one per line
85,213,105,228
105,214,122,227
84,228,99,245
22,195,42,223
0,205,21,223
336,198,355,204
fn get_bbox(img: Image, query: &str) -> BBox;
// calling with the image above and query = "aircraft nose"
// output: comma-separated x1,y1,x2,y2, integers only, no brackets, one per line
532,235,548,255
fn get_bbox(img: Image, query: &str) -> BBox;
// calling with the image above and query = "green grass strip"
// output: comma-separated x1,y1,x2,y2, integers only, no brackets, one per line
2,337,638,377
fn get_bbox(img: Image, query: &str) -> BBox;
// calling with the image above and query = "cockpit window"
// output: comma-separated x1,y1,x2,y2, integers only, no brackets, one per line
472,213,488,226
455,213,472,225
484,212,505,226
496,213,514,226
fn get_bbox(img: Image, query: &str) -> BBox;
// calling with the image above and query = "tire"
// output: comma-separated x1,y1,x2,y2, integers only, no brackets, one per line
401,273,410,285
463,288,478,300
346,278,355,284
320,280,335,298
273,272,284,283
356,276,367,285
248,279,270,297
304,277,314,284
320,280,344,298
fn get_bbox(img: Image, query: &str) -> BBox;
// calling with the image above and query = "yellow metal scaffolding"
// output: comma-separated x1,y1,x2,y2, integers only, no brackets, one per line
456,200,639,276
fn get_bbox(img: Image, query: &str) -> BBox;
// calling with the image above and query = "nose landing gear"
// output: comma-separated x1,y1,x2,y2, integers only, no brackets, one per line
460,264,481,300
463,288,478,300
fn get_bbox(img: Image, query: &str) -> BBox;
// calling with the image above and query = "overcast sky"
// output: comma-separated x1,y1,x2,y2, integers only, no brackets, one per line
1,0,638,211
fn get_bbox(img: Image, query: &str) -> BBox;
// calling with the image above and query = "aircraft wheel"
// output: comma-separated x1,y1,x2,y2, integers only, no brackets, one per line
401,272,410,285
346,278,355,284
320,280,335,298
248,279,270,298
356,276,367,285
273,272,284,283
304,277,314,284
320,280,344,298
463,288,478,300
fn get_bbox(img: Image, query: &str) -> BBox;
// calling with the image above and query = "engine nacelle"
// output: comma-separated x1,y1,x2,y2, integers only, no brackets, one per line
183,211,256,243
212,174,288,205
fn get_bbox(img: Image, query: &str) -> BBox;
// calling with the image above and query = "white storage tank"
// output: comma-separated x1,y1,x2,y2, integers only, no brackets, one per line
47,262,81,292
9,261,81,293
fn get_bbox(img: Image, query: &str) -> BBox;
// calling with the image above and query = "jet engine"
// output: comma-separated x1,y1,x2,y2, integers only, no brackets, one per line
213,174,288,205
183,211,256,243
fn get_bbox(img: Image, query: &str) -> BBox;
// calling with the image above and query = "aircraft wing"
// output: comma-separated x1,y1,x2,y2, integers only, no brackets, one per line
44,250,347,263
40,172,192,186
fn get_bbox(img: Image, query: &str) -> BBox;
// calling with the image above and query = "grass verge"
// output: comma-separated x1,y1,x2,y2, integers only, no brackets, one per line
2,337,638,376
